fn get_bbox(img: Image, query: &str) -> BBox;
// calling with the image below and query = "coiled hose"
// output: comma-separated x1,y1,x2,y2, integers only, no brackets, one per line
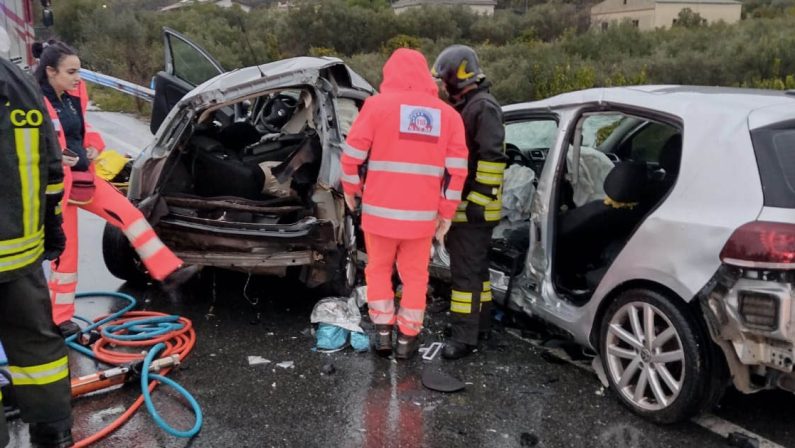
66,291,201,446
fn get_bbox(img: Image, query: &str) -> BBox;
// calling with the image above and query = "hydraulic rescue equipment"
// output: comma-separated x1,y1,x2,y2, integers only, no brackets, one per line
1,291,203,447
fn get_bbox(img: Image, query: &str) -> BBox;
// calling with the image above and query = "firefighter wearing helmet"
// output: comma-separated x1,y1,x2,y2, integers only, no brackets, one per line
432,45,507,359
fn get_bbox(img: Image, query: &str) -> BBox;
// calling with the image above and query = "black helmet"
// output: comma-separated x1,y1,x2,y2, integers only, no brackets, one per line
431,45,485,96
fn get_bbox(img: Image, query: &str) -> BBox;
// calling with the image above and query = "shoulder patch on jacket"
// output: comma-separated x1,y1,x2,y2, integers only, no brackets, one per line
400,105,441,138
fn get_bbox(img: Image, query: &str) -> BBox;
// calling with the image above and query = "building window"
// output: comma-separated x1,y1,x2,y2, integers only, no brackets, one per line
601,22,609,30
632,19,639,27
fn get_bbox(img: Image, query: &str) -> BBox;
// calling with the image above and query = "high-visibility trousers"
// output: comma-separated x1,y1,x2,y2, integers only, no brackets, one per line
447,224,493,346
363,232,433,337
49,178,182,325
0,269,72,446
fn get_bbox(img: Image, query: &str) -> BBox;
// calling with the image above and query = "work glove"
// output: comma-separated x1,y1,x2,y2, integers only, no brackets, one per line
43,196,66,260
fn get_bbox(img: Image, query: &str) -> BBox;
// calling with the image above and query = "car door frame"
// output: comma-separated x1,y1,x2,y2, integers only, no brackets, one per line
517,101,686,347
150,27,225,134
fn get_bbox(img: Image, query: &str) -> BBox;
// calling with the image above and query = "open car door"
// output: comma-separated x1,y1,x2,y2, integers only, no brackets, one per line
150,27,224,134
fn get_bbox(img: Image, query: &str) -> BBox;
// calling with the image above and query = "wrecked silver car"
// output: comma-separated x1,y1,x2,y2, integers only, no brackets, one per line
102,29,373,295
434,86,795,423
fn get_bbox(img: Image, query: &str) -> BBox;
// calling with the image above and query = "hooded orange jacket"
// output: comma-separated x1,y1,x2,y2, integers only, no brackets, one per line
341,49,468,239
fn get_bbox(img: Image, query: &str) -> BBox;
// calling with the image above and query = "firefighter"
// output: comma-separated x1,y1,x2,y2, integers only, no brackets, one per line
432,45,507,360
0,28,73,447
341,48,468,359
33,41,199,337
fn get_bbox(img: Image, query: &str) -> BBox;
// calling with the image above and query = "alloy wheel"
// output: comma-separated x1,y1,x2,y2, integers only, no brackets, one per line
605,301,686,411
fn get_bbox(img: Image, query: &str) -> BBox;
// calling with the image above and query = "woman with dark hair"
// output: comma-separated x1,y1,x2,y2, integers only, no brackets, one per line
34,40,199,337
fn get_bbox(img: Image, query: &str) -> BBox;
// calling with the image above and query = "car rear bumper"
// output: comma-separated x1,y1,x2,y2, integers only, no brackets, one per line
701,265,795,393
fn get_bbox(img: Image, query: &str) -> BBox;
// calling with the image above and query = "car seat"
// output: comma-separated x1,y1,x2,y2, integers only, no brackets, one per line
190,134,266,200
556,161,648,291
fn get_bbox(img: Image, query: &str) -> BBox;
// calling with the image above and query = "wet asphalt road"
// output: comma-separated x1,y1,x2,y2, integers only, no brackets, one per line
4,112,795,448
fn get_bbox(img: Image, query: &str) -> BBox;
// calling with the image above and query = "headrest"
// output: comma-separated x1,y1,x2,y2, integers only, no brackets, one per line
659,134,682,177
604,161,648,204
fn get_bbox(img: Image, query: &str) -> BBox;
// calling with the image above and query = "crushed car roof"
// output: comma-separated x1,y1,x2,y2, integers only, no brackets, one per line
182,56,374,107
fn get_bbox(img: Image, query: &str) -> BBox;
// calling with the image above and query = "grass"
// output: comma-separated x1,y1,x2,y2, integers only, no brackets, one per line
85,84,152,119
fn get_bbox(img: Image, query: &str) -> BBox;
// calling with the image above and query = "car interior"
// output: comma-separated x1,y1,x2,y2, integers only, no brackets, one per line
553,114,682,304
155,88,361,228
499,113,682,305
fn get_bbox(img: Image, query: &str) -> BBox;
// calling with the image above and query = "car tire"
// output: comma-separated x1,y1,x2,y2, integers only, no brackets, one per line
599,288,714,424
102,222,148,284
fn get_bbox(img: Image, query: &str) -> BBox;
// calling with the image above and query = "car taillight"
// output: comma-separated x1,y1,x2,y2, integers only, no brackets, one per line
720,221,795,269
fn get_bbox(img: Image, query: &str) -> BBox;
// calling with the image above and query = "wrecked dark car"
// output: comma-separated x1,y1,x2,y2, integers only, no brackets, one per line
102,28,373,295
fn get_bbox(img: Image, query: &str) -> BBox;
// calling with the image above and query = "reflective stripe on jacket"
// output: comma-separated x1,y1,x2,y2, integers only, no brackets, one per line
0,59,64,280
341,49,468,239
453,83,507,225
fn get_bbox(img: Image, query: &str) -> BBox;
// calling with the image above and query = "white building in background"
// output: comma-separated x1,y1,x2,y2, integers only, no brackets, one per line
591,0,742,30
392,0,498,16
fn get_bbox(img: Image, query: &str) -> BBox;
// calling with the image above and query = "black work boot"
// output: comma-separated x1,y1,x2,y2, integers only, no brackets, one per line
374,325,393,356
29,418,73,448
57,320,80,339
442,340,475,360
161,264,201,292
395,332,419,360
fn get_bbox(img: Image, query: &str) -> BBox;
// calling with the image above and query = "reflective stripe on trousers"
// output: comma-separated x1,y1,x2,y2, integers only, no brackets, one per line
9,356,69,386
368,298,396,325
451,281,492,314
397,307,425,336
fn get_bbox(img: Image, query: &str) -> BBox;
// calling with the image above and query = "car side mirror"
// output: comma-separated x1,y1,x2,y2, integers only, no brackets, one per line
42,8,54,27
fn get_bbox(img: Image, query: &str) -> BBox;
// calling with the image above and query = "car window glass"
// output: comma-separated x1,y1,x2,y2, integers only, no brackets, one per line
168,35,222,87
581,114,623,150
505,119,557,151
335,98,360,138
626,122,679,162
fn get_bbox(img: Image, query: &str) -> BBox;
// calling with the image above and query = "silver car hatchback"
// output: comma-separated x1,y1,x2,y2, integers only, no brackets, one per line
483,86,795,423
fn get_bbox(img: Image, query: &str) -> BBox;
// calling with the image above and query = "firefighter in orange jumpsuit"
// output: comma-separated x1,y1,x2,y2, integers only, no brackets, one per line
34,41,198,337
341,48,468,359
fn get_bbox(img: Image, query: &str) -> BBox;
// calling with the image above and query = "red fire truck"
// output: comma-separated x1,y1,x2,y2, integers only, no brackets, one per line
1,0,53,70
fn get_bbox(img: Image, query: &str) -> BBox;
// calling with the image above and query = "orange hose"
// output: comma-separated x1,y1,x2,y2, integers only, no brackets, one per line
71,311,196,448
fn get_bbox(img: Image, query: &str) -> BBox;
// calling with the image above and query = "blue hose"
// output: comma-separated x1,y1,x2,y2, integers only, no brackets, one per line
67,291,202,439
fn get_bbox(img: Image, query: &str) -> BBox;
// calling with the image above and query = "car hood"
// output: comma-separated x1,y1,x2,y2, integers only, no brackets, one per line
179,56,374,109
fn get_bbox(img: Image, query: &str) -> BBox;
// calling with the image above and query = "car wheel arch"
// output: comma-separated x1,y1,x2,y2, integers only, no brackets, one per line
590,279,729,422
589,279,695,349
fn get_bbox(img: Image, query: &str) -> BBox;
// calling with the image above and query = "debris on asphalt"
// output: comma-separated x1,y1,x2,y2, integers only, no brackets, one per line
419,342,443,361
421,369,466,393
311,296,370,352
315,323,349,351
520,432,540,447
727,432,760,448
311,297,364,333
247,356,271,366
276,361,295,369
321,363,336,375
595,387,605,396
350,331,369,352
